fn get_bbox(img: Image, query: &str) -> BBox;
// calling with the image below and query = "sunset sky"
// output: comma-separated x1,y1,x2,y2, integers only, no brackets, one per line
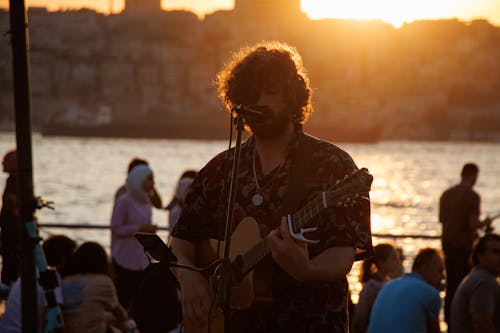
1,0,499,28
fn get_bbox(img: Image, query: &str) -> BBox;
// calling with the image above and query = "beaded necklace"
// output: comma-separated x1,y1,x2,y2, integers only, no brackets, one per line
251,145,286,206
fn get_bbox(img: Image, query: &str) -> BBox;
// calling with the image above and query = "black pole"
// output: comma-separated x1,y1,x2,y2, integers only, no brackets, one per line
8,1,39,332
213,115,245,331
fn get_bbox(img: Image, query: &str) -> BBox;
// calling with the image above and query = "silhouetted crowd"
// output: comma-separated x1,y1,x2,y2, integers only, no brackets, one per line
0,156,497,333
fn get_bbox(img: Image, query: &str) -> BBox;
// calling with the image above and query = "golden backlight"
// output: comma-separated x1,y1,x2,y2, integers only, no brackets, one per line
302,0,472,28
0,0,499,27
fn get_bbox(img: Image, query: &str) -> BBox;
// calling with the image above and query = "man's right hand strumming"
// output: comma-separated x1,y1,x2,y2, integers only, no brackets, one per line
178,270,214,326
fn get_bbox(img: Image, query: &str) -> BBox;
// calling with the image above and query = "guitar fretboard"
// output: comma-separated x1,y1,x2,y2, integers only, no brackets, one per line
239,194,330,276
236,168,371,278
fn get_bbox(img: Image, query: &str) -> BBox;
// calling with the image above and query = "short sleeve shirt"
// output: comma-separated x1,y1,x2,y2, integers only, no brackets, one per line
352,278,386,333
173,130,373,333
450,268,500,333
439,184,480,247
368,273,441,333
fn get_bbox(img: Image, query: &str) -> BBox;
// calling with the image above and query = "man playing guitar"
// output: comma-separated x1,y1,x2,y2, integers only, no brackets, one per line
171,41,373,333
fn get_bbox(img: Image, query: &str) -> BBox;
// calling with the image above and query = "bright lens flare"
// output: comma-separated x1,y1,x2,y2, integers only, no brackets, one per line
301,0,468,28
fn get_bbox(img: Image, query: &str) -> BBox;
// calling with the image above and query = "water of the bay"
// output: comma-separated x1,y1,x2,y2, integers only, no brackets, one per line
1,132,499,305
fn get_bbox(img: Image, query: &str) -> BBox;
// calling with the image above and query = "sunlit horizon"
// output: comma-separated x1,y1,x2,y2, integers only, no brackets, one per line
0,0,499,28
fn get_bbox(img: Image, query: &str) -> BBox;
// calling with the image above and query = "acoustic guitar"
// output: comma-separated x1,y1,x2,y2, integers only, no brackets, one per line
181,167,373,333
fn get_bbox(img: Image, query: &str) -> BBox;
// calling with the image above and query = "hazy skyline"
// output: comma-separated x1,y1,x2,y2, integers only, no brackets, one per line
1,0,499,28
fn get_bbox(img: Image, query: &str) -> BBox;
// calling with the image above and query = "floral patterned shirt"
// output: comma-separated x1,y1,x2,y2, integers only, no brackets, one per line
173,130,373,333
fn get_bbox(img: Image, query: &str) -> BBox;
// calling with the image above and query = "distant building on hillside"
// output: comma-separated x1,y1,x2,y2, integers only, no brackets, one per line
125,0,161,12
234,0,303,19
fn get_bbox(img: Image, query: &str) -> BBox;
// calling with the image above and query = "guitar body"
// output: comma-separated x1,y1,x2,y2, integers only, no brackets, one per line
183,216,263,333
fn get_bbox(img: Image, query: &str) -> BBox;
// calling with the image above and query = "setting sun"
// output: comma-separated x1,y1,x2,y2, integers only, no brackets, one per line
0,0,499,27
301,0,474,28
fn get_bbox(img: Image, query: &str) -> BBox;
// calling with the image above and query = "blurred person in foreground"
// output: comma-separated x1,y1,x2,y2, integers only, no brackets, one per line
1,235,76,333
62,241,130,333
110,164,158,311
352,243,404,333
450,233,500,333
368,248,445,333
439,162,492,324
170,41,372,333
114,157,162,209
0,149,20,288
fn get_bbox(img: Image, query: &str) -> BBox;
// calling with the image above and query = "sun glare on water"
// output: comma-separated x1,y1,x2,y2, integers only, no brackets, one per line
301,0,465,28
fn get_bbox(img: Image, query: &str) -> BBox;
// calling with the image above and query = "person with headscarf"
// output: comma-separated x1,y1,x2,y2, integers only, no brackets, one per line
166,169,197,233
110,164,158,311
114,157,162,209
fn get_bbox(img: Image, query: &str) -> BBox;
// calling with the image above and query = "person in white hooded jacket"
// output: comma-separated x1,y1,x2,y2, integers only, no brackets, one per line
110,164,158,311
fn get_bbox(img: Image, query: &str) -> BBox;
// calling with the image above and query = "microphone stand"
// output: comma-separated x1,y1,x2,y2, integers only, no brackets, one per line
157,110,246,331
214,112,246,332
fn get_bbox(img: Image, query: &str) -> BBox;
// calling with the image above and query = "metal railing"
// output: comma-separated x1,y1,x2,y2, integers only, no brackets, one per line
38,222,441,240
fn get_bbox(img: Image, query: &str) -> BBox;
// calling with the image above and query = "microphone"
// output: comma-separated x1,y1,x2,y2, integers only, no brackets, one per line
231,104,266,119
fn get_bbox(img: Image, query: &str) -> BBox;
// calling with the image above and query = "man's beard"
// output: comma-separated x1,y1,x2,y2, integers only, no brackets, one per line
246,107,293,140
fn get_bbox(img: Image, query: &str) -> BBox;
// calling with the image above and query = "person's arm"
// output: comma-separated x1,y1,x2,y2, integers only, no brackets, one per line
472,312,494,333
425,290,442,333
468,193,491,231
469,214,492,231
267,219,354,282
351,282,377,333
170,237,215,327
110,198,155,237
148,187,163,209
468,277,497,333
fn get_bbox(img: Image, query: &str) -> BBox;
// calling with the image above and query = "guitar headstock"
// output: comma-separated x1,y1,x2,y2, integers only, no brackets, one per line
289,167,373,234
328,167,373,207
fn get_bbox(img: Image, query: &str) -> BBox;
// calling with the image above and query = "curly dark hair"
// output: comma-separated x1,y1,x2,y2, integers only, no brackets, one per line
64,241,110,276
216,41,313,126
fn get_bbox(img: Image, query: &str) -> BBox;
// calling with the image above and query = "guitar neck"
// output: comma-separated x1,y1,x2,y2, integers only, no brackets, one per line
238,195,326,277
236,168,372,278
239,237,270,277
290,195,327,231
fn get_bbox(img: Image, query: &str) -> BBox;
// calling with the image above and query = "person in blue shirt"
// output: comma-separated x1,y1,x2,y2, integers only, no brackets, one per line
368,248,445,333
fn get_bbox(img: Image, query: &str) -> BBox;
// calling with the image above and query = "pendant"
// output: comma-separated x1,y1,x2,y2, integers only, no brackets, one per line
252,193,264,206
